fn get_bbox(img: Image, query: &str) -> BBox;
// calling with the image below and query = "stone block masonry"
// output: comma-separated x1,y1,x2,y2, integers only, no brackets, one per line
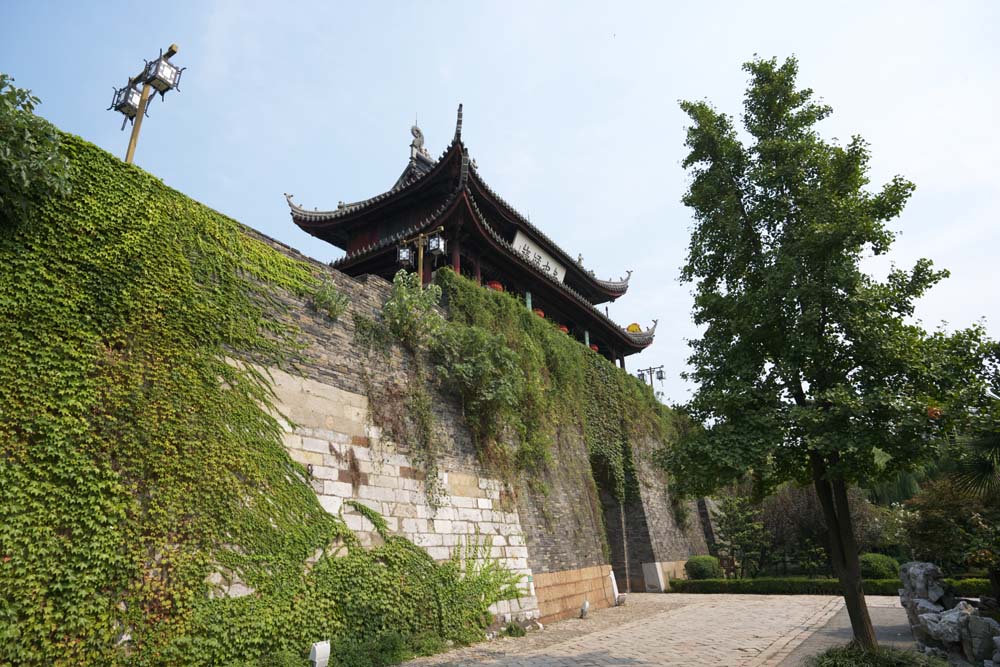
270,365,539,622
245,228,710,625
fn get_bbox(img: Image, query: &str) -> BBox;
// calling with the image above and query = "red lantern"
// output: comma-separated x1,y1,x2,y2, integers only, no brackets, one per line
533,308,545,318
926,406,943,420
589,344,599,352
558,325,569,334
486,281,504,292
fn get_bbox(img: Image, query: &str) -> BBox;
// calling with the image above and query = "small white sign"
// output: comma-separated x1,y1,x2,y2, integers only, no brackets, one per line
513,231,566,283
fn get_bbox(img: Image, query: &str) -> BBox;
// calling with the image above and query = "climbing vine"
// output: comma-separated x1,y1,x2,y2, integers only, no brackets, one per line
357,268,677,504
0,134,518,666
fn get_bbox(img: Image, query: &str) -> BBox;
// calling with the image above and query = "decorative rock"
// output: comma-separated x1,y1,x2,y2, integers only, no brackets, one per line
964,615,1000,661
916,598,945,614
921,601,975,644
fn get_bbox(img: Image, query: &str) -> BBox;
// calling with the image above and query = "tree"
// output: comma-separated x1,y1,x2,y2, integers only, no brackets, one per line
0,73,73,225
667,56,998,650
711,496,768,578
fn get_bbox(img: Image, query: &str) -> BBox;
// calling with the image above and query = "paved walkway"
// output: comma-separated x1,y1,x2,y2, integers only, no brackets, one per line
404,594,910,666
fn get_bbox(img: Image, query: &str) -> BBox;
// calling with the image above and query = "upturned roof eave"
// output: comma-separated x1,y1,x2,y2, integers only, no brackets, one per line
285,138,465,229
464,169,631,299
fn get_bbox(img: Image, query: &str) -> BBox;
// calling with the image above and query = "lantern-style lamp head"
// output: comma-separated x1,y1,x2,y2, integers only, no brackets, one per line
655,369,665,381
427,233,446,257
109,85,143,120
397,245,414,266
144,56,183,97
637,371,646,383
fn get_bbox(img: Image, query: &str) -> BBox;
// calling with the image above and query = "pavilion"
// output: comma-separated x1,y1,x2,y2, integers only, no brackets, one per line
286,106,655,367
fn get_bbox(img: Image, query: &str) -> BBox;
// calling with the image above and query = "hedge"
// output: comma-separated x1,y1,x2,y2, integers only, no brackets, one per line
668,577,991,597
684,555,722,580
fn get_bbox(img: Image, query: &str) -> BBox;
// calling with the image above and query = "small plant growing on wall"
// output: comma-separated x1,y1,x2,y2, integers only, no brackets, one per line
309,278,350,321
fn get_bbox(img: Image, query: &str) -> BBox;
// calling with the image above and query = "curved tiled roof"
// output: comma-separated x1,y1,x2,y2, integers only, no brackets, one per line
465,168,631,297
286,139,462,225
285,107,631,299
328,192,461,269
462,190,653,350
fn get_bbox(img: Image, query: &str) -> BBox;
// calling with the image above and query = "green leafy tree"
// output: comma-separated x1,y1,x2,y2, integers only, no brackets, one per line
668,56,997,649
712,496,768,578
0,73,72,224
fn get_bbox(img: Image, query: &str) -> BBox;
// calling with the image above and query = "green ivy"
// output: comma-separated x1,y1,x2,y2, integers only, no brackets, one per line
0,134,517,666
309,279,350,321
432,268,678,501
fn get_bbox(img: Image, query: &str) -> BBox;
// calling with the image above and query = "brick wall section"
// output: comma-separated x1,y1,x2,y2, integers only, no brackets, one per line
511,431,609,577
241,227,709,619
600,487,656,593
632,435,710,561
533,564,617,624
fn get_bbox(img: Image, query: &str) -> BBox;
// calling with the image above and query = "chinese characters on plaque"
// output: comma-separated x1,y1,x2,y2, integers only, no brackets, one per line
513,231,566,283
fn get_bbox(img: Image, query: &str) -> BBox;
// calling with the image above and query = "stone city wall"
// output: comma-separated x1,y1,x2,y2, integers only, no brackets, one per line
247,228,708,623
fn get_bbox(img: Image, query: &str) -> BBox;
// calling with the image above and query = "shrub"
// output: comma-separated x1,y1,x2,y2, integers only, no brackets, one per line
309,279,349,321
685,555,723,580
668,576,990,597
859,553,899,580
807,644,947,666
669,577,900,595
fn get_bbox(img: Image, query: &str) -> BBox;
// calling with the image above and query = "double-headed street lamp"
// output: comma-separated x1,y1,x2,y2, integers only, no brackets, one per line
108,43,184,164
636,365,665,386
397,226,446,288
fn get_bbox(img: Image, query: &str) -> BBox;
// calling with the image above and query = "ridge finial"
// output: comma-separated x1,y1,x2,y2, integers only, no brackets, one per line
454,103,463,141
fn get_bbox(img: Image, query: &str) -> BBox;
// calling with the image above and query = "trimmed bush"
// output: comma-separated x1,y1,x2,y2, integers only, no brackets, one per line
859,553,899,580
669,578,898,595
685,555,723,580
807,644,947,666
669,576,990,597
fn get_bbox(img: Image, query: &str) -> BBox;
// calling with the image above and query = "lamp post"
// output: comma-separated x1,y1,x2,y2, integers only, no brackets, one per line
397,226,446,288
108,43,184,164
636,365,665,387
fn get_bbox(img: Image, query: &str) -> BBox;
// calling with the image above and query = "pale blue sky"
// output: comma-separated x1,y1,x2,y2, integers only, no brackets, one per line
3,0,998,403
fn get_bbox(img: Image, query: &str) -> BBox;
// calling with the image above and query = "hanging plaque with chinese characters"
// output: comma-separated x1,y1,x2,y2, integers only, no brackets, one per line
513,231,566,283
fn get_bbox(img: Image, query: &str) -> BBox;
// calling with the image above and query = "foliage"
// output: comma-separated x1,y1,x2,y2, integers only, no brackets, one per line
761,485,884,574
666,55,998,647
382,270,443,350
951,402,1000,499
670,577,904,595
669,52,996,506
670,576,989,596
309,279,350,321
712,496,768,578
684,555,722,580
806,644,947,667
0,73,73,224
0,133,518,665
858,553,899,580
797,540,830,579
504,622,527,638
904,478,1000,577
434,268,675,501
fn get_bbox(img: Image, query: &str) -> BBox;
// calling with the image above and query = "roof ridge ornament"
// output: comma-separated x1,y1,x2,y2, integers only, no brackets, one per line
454,103,463,141
410,124,430,159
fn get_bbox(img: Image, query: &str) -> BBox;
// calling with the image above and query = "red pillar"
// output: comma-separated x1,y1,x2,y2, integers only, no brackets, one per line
451,236,461,274
474,256,481,285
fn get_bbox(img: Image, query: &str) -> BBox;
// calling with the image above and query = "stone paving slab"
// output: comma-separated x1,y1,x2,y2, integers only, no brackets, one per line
402,593,868,667
777,596,912,666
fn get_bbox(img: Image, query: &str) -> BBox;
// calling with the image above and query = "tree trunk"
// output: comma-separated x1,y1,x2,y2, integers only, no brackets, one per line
810,453,878,651
989,567,1000,601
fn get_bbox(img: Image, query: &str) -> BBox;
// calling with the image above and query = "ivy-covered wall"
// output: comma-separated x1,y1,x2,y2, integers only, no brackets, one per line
0,135,521,667
0,130,707,665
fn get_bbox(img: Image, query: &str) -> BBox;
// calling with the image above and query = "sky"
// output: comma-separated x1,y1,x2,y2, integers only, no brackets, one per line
3,0,998,404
